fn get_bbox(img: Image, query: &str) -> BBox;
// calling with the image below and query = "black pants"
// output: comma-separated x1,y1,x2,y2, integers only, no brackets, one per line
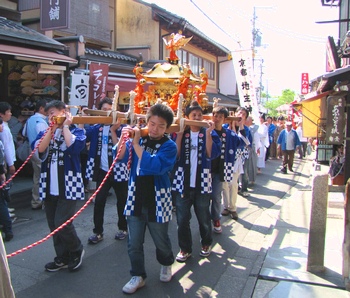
282,150,295,171
45,196,83,262
0,196,12,236
93,169,128,234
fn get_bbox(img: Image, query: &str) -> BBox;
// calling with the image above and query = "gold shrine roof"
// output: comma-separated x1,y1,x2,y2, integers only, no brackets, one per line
143,62,201,83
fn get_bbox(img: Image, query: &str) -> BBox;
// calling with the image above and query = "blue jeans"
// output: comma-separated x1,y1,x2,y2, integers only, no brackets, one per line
127,208,174,279
176,189,212,253
0,196,12,236
210,173,223,221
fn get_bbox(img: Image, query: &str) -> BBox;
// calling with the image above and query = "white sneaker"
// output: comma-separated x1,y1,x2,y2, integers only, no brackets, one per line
176,250,191,262
8,207,15,213
122,276,145,294
9,212,16,218
160,265,172,282
241,191,250,197
213,220,222,234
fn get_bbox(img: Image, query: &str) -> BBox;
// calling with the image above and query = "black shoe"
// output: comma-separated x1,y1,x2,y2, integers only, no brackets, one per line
45,257,68,272
4,233,13,242
68,249,85,272
281,168,287,174
32,205,43,210
229,211,239,220
289,168,294,172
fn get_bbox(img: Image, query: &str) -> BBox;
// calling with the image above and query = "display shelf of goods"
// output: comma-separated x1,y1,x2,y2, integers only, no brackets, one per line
22,65,37,73
22,86,35,96
32,80,44,88
8,72,21,80
7,61,60,97
21,72,35,80
21,80,34,87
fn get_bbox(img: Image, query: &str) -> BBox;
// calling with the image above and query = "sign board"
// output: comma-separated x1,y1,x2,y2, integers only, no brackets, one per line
301,73,309,95
231,49,260,124
326,96,345,144
88,62,109,109
40,0,70,31
70,73,89,113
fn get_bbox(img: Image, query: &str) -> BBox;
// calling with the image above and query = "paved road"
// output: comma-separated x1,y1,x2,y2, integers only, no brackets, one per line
4,157,309,297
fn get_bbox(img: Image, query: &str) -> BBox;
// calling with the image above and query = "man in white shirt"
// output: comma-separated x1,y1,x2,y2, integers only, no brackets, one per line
23,99,48,210
0,102,16,176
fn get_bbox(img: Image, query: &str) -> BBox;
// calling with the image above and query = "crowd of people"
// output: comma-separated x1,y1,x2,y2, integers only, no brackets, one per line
0,98,315,294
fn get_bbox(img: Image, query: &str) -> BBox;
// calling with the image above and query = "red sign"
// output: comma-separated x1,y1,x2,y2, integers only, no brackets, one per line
88,63,109,109
301,73,309,95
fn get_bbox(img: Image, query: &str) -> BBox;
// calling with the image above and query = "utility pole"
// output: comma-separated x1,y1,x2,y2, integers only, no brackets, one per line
266,79,269,103
252,6,273,106
252,7,258,70
259,59,264,104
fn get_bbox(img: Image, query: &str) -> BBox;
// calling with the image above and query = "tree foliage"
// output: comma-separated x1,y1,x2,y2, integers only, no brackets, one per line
263,89,295,117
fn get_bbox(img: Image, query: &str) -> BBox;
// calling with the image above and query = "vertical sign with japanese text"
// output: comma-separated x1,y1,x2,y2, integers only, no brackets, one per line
40,0,70,30
326,96,345,144
301,73,309,95
232,49,260,123
70,73,89,107
88,63,109,109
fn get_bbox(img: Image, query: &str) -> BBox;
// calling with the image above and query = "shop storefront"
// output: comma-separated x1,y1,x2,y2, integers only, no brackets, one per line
0,18,77,119
0,17,77,169
0,44,77,117
302,66,350,184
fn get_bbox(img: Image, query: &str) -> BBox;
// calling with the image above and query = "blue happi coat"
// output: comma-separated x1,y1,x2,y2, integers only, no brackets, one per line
35,127,86,201
172,128,221,195
220,128,250,182
115,136,177,223
235,125,252,167
85,124,129,182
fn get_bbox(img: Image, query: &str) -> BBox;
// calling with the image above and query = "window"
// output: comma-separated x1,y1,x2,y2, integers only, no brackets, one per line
203,60,214,79
189,53,199,75
177,50,215,80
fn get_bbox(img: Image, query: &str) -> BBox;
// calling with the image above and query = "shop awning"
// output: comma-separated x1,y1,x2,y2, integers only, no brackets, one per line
0,44,77,64
106,77,138,93
302,90,331,103
316,65,350,92
295,91,330,138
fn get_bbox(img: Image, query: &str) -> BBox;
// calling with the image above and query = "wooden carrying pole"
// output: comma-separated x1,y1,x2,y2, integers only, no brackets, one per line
68,116,212,136
69,111,241,126
60,107,241,136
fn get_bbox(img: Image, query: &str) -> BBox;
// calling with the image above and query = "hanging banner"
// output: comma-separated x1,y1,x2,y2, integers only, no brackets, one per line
231,49,260,123
326,96,345,144
89,62,109,109
301,73,309,95
70,73,89,114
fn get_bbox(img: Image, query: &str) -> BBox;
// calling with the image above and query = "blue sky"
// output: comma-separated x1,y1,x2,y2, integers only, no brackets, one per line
142,0,339,96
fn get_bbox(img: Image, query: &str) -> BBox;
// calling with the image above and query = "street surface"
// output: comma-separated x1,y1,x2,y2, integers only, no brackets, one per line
5,157,310,297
